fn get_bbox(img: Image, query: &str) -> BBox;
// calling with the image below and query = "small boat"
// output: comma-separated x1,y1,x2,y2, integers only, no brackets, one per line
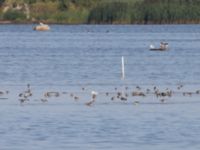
149,47,166,51
149,42,168,51
33,23,50,31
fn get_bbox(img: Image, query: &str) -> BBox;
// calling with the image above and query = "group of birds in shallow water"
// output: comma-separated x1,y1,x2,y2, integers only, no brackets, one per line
0,84,200,106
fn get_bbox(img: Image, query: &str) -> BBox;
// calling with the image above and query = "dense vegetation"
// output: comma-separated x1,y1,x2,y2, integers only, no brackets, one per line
0,0,200,24
132,0,200,24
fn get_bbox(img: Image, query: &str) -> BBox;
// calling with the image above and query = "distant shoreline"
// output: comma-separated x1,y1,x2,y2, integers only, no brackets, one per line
1,0,200,26
0,20,200,25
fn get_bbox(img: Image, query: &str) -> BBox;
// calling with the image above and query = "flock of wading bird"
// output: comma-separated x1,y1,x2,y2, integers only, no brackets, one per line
0,57,199,106
0,83,199,106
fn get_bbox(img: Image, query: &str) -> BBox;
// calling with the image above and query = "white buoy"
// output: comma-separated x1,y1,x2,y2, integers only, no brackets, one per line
121,56,125,80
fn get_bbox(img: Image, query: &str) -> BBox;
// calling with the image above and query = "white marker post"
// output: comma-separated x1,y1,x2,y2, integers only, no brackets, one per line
121,56,125,80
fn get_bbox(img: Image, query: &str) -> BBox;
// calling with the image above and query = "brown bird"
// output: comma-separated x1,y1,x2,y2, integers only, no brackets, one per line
44,92,59,98
85,99,95,106
132,91,145,97
85,91,98,106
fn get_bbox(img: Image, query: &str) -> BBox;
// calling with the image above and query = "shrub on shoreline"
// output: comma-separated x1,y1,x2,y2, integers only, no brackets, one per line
3,9,26,21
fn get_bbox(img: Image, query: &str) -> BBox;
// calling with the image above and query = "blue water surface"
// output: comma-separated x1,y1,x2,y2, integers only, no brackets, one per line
0,24,200,150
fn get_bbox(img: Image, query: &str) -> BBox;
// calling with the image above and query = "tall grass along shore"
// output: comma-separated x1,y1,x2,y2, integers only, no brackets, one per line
0,0,200,24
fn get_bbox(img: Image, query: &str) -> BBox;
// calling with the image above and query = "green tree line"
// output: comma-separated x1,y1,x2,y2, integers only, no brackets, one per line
0,0,200,24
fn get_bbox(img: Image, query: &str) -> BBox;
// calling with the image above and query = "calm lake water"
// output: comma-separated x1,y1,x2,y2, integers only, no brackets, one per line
0,24,200,150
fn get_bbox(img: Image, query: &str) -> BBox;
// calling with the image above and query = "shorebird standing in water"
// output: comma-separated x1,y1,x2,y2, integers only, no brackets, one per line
85,91,98,106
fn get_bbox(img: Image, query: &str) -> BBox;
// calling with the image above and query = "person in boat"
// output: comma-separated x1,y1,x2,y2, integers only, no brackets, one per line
160,42,165,49
160,42,168,50
149,42,169,51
